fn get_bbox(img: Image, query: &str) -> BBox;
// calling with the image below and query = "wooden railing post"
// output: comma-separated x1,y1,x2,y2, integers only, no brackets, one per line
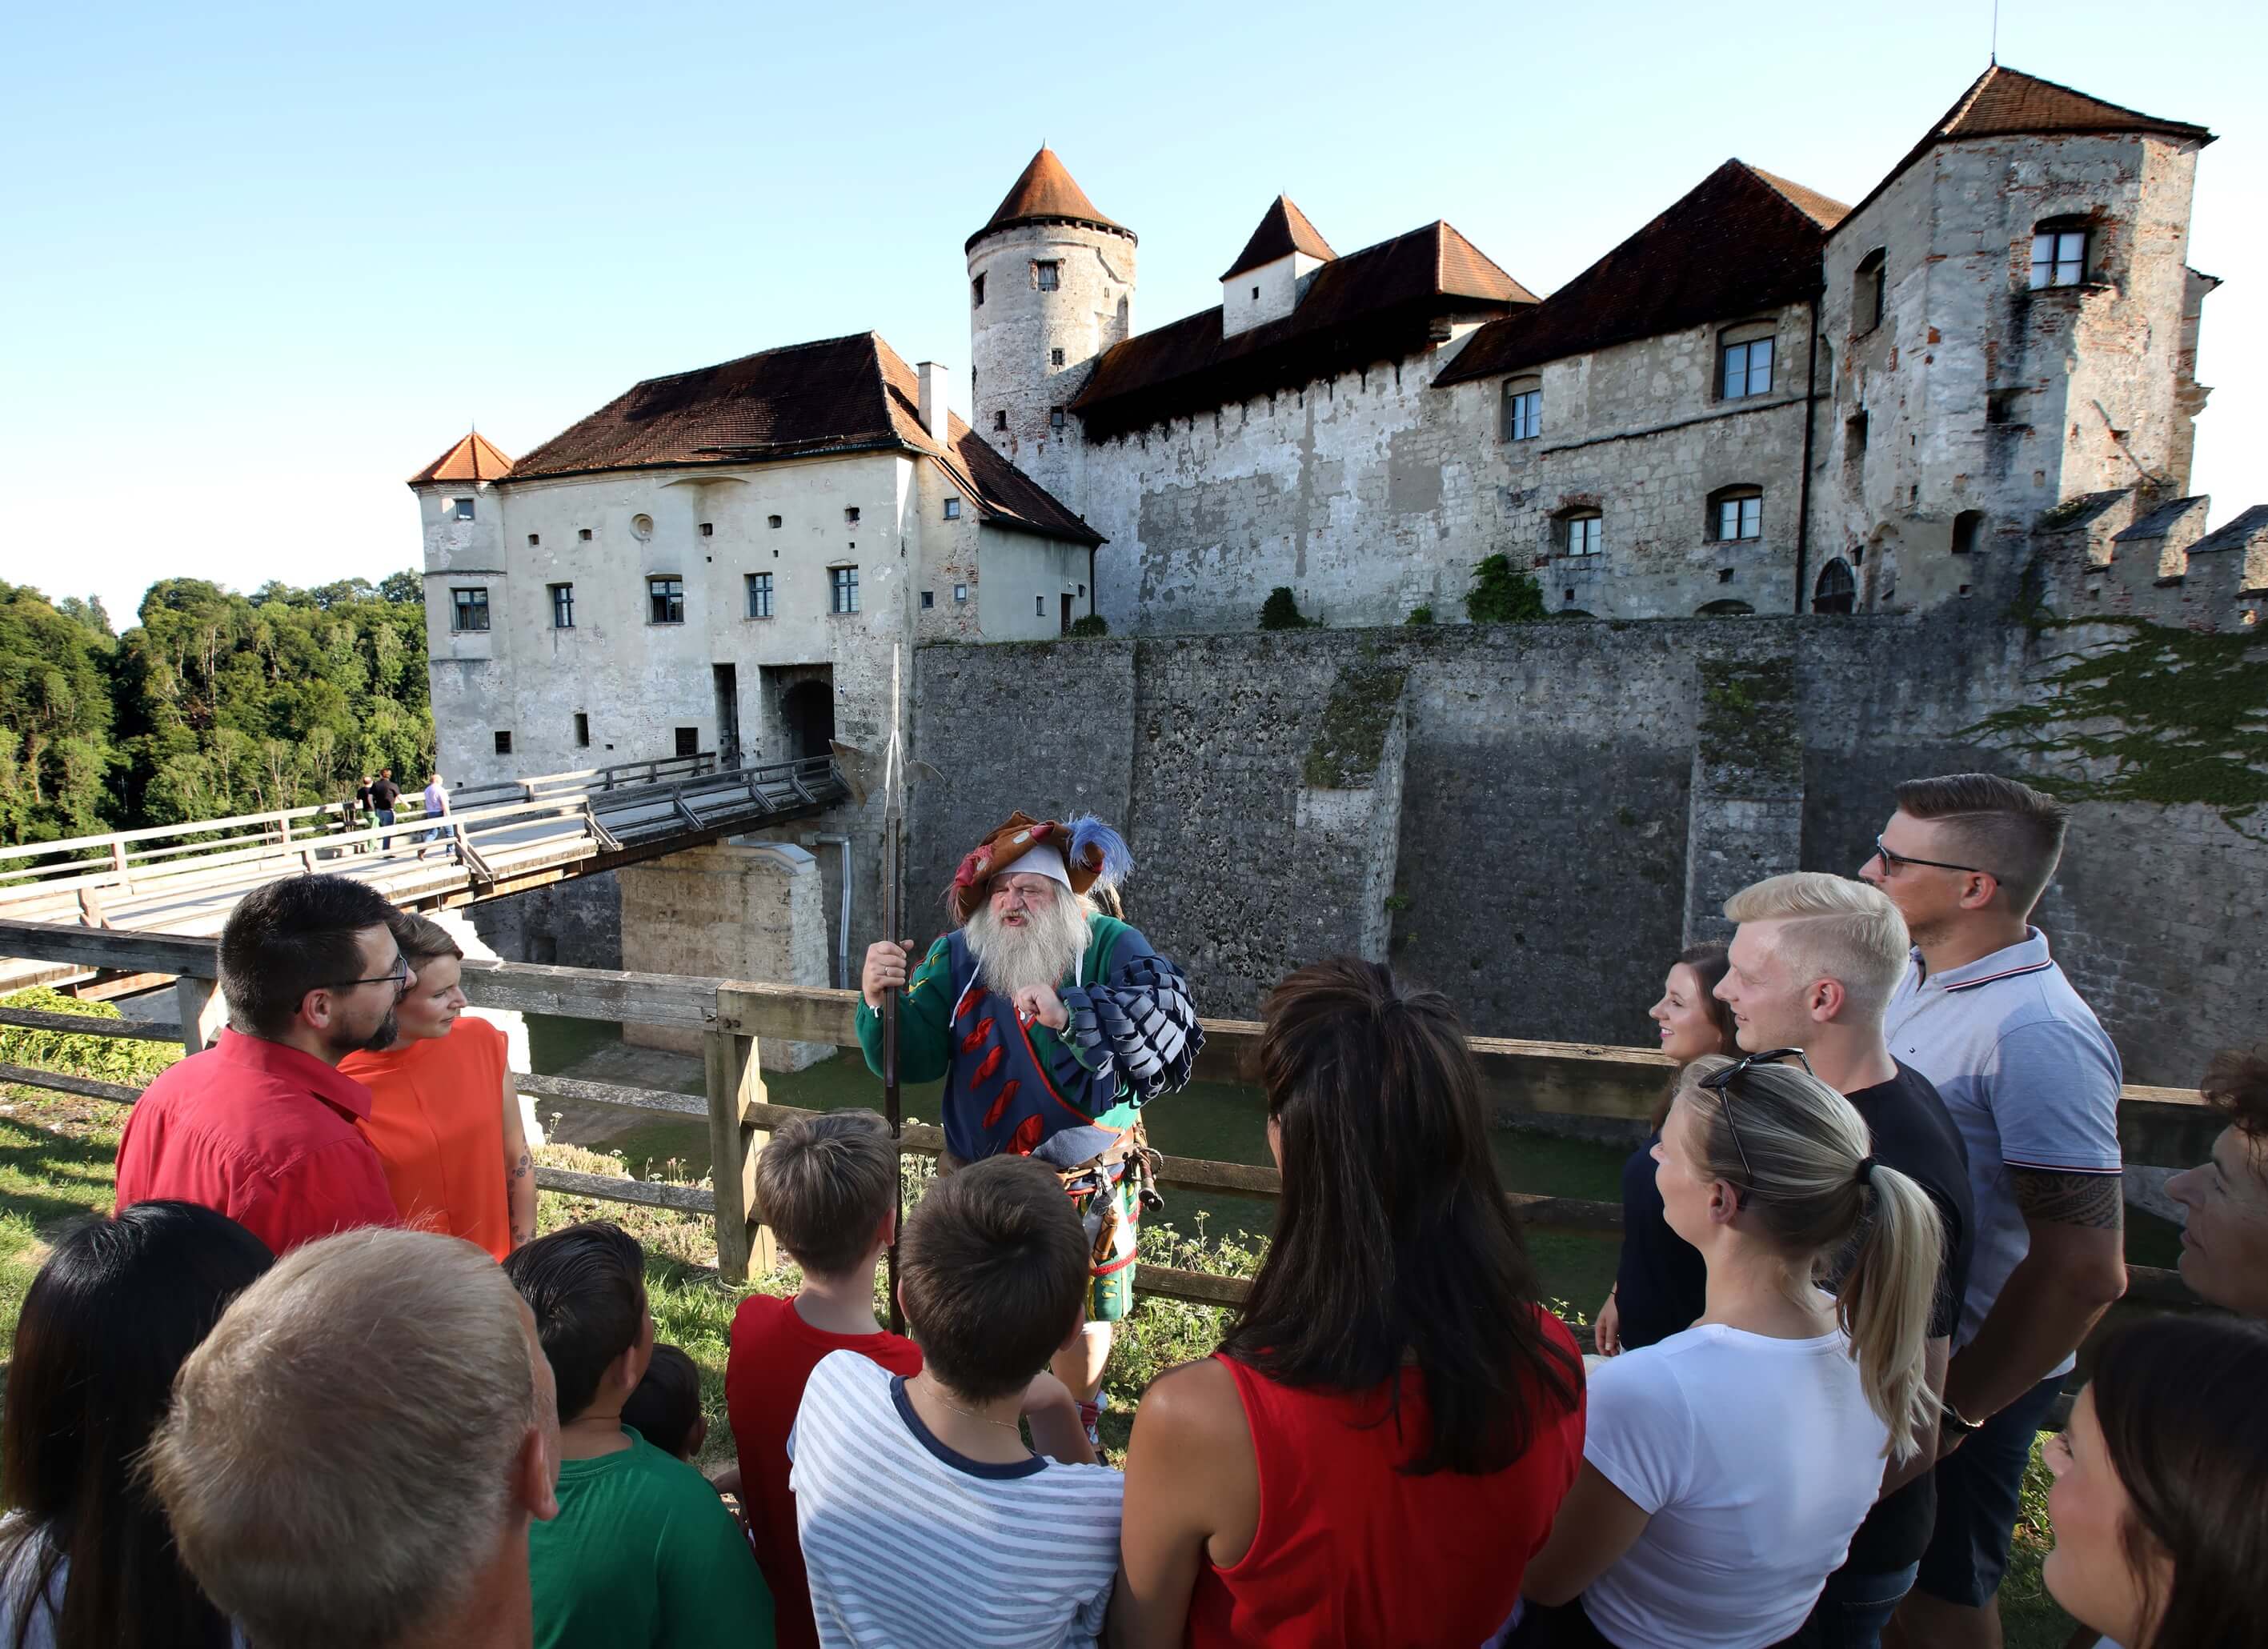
703,1027,774,1283
174,973,227,1057
109,839,131,894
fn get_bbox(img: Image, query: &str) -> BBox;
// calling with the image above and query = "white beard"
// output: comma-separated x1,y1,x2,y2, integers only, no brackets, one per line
965,896,1090,999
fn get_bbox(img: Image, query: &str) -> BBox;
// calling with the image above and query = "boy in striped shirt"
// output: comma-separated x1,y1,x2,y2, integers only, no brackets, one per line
790,1155,1123,1648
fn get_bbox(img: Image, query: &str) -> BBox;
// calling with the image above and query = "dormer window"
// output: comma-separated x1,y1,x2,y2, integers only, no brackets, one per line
1033,261,1060,291
2030,221,2090,289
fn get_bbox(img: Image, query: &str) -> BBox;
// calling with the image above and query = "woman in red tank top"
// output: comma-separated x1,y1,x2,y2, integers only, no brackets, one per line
1112,957,1588,1648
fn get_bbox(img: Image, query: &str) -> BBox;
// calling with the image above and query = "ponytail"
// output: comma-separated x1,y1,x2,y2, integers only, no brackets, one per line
1839,1161,1943,1461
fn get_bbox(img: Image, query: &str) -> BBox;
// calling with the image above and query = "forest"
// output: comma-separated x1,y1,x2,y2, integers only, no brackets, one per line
0,571,434,843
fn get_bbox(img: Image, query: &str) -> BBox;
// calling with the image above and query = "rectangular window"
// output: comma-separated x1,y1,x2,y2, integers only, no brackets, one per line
578,528,592,541
1036,595,1046,616
1562,514,1602,557
675,727,699,758
993,410,1008,430
1505,388,1541,442
527,533,540,546
843,506,860,526
1717,496,1762,540
450,587,491,632
767,514,782,529
1033,260,1060,290
494,730,513,756
452,497,475,521
920,590,935,609
831,566,860,614
699,522,714,537
1049,406,1066,430
745,572,773,618
944,497,962,519
1051,348,1065,366
647,575,684,624
1720,338,1774,398
574,712,590,748
548,582,574,628
2030,229,2089,290
972,273,986,307
953,583,968,603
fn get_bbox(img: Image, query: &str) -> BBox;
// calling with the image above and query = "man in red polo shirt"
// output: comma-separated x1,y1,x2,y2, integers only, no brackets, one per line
117,874,413,1255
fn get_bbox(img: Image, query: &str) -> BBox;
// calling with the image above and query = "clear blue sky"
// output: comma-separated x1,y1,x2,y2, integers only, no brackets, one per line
5,0,2261,626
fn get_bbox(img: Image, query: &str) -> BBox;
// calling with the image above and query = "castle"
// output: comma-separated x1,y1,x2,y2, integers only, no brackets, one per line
411,62,2260,794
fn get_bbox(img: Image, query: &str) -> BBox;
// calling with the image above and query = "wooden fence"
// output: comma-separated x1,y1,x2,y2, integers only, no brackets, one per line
0,917,2214,1330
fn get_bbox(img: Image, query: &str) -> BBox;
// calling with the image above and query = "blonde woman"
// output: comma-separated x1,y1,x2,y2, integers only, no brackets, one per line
1514,1053,1945,1649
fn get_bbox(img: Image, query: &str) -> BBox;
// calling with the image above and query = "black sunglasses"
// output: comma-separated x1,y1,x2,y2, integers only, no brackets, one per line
1695,1047,1814,1203
1873,836,1994,881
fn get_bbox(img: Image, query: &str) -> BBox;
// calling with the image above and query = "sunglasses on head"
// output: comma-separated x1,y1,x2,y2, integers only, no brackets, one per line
1694,1047,1814,1204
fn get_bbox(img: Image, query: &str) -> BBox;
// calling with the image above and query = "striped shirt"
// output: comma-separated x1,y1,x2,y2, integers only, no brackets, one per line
789,1351,1122,1648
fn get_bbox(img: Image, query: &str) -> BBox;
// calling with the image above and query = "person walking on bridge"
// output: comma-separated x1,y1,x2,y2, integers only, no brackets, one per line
369,768,402,849
114,875,410,1256
417,770,451,860
858,811,1201,1443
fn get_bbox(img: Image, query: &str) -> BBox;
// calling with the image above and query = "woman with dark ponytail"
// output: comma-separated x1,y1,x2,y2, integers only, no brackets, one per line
2042,1315,2268,1649
1110,958,1586,1647
1517,1054,1943,1648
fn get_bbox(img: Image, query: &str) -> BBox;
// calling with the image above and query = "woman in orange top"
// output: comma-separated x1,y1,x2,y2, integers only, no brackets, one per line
339,911,535,1259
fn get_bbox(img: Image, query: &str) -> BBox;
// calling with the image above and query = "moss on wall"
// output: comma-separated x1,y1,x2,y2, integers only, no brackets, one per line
1302,665,1407,789
1697,654,1801,786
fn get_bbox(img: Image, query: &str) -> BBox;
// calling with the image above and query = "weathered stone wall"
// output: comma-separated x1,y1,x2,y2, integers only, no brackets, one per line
908,616,2265,1087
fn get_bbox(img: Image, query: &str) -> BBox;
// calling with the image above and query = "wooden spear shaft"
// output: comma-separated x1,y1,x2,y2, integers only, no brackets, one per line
880,646,906,1335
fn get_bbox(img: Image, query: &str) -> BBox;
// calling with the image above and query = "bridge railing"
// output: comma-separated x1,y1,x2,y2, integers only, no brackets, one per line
0,919,2214,1343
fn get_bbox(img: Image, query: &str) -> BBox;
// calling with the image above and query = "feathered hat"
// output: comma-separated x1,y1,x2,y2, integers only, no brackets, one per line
949,810,1132,923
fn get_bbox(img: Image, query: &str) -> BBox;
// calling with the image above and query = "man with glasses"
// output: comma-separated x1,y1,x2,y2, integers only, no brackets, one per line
1713,874,1976,1648
858,811,1201,1439
116,874,413,1255
1859,774,2125,1649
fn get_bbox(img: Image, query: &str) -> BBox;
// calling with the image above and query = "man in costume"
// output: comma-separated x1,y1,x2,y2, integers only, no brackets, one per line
858,811,1202,1436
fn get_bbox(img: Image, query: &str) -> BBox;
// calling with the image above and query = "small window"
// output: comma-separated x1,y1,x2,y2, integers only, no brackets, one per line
1033,260,1060,290
1718,567,1736,583
1501,378,1541,442
548,582,574,629
1846,410,1869,462
1987,390,2028,426
1813,558,1857,614
1250,285,1259,300
831,566,860,614
527,533,540,546
2030,224,2090,290
1051,348,1065,366
1558,511,1602,557
699,522,714,537
675,727,699,758
1951,510,1984,555
494,730,513,756
1719,334,1774,399
452,497,475,521
1036,595,1046,617
450,587,491,632
746,572,773,619
843,506,860,526
648,575,684,624
574,712,590,748
953,583,968,603
994,410,1008,430
1710,487,1763,542
1049,406,1066,430
578,528,593,542
944,497,961,520
767,514,782,530
1853,249,1886,334
1077,582,1085,598
972,273,986,307
920,590,936,610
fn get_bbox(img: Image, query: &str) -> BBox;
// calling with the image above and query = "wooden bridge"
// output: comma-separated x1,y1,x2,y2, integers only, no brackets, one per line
0,752,847,995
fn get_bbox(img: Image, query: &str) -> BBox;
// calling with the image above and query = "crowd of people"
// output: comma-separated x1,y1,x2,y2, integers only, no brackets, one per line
1,776,2264,1649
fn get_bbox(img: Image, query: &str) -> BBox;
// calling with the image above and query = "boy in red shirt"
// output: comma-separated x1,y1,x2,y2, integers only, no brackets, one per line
726,1110,920,1649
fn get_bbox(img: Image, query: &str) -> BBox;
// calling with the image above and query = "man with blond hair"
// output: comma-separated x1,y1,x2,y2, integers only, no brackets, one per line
148,1228,561,1649
1716,872,1976,1649
1861,774,2124,1649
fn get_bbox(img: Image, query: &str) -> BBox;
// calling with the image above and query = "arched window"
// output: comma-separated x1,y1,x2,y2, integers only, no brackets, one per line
1708,485,1764,542
1951,510,1984,555
1697,598,1755,617
1813,558,1857,614
1501,376,1541,442
1853,249,1886,335
1718,322,1776,400
1555,508,1602,558
2030,218,2091,289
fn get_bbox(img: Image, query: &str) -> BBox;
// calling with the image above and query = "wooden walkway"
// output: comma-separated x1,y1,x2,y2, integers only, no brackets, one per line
0,753,846,995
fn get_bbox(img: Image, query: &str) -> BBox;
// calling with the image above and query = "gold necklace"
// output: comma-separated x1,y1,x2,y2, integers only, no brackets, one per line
920,1378,1024,1434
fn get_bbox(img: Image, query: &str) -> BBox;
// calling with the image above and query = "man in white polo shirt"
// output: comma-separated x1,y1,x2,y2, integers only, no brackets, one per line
1861,774,2126,1649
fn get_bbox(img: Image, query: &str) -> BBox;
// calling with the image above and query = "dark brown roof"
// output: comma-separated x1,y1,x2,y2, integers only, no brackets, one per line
1072,221,1533,439
502,331,1100,545
1434,160,1847,387
967,148,1132,252
1837,65,2214,230
407,430,513,486
1221,196,1337,281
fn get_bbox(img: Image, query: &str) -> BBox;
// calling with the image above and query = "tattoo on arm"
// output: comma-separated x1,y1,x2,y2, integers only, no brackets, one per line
511,1151,533,1182
2011,1167,2125,1229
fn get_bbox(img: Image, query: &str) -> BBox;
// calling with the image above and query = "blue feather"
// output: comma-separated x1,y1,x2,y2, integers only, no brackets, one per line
1065,814,1133,887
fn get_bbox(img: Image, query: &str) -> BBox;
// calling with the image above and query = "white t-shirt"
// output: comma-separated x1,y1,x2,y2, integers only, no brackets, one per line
1581,1323,1891,1649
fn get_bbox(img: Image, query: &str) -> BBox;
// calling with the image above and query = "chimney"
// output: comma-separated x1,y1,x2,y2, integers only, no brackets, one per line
917,362,950,443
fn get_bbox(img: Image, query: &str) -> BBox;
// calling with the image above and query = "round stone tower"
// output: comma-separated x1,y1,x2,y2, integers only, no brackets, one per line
965,148,1136,508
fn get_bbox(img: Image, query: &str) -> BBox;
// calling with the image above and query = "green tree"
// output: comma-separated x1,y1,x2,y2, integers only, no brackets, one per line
1465,554,1547,623
0,582,120,841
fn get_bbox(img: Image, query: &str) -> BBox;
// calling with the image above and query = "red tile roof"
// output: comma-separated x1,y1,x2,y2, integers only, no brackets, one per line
1434,160,1846,388
1072,222,1533,440
968,148,1132,252
501,332,1099,544
1221,196,1338,281
406,430,513,486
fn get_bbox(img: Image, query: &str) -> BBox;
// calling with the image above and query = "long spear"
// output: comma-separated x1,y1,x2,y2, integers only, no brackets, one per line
880,644,907,1335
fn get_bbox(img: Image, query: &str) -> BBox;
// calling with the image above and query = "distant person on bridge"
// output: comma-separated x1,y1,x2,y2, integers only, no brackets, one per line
114,874,410,1256
340,911,537,1259
858,811,1201,1443
370,768,402,848
417,770,451,861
